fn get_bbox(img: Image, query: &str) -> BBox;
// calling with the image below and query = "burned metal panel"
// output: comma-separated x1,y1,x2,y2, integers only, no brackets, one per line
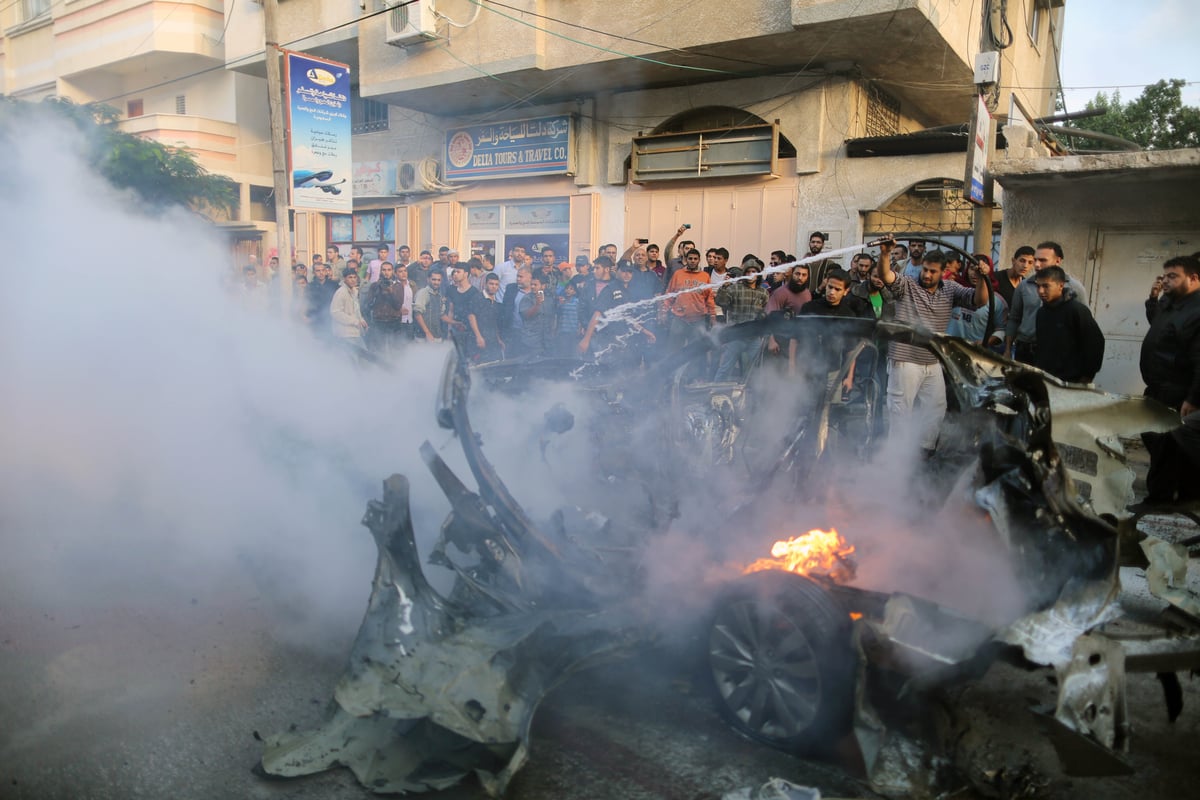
259,469,639,796
1042,384,1179,519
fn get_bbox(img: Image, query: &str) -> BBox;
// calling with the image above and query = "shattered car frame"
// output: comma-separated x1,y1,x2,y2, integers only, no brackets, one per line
258,316,1200,794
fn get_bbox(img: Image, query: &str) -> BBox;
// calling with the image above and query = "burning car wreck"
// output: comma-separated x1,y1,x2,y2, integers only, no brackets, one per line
257,316,1200,796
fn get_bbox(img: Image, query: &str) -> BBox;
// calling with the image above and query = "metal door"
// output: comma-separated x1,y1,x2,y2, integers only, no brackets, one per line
1089,229,1199,394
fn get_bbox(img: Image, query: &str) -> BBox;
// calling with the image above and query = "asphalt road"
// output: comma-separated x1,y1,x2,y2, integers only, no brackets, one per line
0,576,864,800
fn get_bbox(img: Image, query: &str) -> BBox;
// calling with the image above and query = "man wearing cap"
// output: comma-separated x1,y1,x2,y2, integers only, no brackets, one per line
444,249,461,280
579,259,655,362
714,259,770,381
573,255,591,279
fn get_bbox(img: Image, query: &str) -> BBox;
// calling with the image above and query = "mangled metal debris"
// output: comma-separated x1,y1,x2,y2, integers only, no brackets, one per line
258,317,1200,795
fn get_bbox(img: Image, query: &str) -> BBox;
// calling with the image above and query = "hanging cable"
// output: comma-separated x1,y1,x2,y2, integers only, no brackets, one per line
430,0,483,29
984,0,1014,50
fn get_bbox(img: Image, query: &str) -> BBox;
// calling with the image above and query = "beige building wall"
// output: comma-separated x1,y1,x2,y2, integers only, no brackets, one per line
1,0,275,244
338,0,1062,258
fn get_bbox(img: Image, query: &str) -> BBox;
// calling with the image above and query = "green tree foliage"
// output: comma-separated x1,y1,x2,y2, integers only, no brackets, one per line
0,97,235,214
1078,79,1200,150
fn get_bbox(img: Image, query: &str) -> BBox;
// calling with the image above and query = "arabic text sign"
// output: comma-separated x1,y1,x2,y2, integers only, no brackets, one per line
286,51,352,212
445,115,573,182
965,93,991,206
353,161,397,196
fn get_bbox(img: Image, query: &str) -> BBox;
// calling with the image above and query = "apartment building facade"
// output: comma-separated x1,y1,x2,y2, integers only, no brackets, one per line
6,1,1065,266
1,0,275,261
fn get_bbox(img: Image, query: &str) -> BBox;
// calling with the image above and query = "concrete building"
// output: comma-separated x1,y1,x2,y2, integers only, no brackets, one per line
4,2,1066,266
992,148,1200,396
1,0,276,262
219,0,1066,266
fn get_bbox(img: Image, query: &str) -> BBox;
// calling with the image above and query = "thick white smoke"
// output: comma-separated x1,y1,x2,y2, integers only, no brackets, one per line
0,115,457,639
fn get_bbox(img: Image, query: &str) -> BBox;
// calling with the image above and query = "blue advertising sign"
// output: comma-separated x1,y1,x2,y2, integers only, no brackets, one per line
444,115,573,182
286,51,353,212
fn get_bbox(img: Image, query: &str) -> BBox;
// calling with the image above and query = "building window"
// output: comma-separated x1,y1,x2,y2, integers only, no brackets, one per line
352,95,389,134
127,99,144,118
175,95,187,115
20,0,50,21
863,180,976,234
249,185,275,222
1027,0,1048,47
864,83,901,138
327,211,396,260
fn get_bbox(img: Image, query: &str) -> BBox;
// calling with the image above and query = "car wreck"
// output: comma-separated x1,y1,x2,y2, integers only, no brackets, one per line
257,316,1200,796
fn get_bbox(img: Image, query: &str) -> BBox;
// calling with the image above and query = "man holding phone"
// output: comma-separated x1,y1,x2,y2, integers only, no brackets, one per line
662,224,694,286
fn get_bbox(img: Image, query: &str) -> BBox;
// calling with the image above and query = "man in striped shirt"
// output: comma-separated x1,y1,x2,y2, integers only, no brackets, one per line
878,239,991,456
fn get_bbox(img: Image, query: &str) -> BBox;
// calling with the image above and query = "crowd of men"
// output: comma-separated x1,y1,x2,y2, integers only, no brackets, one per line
236,229,1200,486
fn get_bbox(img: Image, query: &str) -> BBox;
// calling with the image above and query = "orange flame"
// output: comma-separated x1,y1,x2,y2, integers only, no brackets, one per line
743,528,856,581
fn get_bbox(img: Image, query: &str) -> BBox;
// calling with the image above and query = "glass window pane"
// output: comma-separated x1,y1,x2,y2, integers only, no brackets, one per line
506,202,570,229
467,205,502,231
330,214,354,243
354,213,381,242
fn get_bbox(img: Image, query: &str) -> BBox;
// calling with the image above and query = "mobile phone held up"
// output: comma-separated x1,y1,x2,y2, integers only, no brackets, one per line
637,238,649,244
683,223,691,229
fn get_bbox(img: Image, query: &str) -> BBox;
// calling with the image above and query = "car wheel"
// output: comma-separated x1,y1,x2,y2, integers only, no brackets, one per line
707,571,855,751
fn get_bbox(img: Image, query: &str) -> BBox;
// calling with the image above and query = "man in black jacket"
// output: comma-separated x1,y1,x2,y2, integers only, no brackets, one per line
1031,266,1105,383
1142,255,1200,415
1140,254,1200,502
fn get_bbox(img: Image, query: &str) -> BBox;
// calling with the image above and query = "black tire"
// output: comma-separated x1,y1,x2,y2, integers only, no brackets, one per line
707,571,856,752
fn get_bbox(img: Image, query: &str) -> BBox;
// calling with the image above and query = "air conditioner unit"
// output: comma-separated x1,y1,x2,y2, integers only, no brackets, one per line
395,159,444,193
385,0,439,47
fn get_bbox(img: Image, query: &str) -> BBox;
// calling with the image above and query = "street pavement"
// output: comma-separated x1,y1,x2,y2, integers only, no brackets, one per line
0,571,866,800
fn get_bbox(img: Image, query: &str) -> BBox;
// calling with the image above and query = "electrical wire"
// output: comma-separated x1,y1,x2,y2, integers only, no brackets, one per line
480,0,792,72
464,0,736,76
124,3,180,69
218,0,237,45
91,1,420,107
984,0,1013,50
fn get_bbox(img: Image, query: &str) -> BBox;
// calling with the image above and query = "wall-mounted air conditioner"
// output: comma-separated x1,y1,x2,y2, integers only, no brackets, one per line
395,159,444,193
385,0,439,47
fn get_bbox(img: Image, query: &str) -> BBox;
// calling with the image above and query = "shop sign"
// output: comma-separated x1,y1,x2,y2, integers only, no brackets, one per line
965,94,992,206
444,115,573,182
286,51,353,212
353,161,397,197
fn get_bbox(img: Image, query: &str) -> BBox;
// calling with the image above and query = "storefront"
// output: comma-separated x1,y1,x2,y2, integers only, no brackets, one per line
461,199,570,265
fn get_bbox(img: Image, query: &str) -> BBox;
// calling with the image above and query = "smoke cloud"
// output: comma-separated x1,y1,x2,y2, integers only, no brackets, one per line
0,115,455,640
